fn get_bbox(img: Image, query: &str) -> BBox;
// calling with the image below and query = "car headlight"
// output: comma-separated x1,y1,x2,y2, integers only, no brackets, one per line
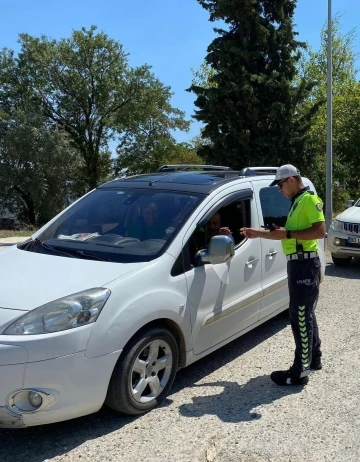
330,219,342,232
3,288,110,335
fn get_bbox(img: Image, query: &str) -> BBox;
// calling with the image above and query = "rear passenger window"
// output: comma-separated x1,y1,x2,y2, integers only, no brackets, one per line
259,187,291,228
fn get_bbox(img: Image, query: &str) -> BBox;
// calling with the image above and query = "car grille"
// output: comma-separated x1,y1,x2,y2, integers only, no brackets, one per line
341,222,360,235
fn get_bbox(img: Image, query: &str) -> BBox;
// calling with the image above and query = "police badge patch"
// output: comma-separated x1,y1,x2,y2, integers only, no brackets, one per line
316,203,323,211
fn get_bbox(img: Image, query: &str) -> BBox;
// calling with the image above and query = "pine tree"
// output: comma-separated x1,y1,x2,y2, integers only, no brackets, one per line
189,0,320,169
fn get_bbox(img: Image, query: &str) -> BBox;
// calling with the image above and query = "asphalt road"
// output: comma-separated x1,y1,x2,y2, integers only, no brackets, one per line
0,251,359,462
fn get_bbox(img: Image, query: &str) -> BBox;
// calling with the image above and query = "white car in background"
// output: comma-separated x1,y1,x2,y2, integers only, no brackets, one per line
328,198,360,266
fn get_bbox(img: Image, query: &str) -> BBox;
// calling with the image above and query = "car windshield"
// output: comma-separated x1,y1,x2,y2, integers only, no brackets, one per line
355,198,360,207
27,188,203,263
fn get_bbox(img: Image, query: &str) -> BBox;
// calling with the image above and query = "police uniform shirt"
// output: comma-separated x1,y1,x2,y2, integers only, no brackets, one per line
282,190,325,256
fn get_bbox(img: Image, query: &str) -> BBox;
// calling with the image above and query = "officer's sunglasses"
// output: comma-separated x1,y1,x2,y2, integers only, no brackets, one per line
278,178,290,189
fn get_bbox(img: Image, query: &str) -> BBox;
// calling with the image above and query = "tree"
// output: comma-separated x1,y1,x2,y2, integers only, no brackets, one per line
0,103,82,226
298,15,360,210
190,62,216,89
0,27,188,190
188,0,320,170
116,134,203,175
115,77,193,174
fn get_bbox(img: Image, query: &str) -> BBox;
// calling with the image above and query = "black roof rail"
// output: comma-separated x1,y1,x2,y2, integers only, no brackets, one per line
156,164,233,173
239,167,278,176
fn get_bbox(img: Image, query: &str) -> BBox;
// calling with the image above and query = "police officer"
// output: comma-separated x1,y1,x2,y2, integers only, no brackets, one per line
240,165,326,386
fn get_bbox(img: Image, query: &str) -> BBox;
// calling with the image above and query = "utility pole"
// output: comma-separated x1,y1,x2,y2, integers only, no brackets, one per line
325,0,333,230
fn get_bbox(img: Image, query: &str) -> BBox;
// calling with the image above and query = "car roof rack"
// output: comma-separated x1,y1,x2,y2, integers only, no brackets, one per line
239,167,278,176
156,164,233,173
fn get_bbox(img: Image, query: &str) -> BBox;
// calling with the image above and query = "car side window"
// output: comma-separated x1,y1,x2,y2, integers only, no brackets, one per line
190,198,250,254
259,187,291,228
171,198,252,276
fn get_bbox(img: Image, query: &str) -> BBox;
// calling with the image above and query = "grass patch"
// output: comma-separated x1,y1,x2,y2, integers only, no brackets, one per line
0,229,36,239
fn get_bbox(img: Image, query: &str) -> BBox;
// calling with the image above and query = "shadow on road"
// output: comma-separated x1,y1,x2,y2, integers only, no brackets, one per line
0,314,290,462
325,259,360,280
173,312,299,422
178,376,303,422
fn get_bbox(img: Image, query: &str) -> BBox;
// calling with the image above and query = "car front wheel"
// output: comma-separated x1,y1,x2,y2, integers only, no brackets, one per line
105,327,178,415
332,254,352,266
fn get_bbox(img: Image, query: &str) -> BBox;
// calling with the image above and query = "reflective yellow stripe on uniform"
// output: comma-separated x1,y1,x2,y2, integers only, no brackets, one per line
298,305,309,372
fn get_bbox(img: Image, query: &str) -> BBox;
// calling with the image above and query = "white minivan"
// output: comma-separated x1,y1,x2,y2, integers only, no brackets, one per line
0,166,325,428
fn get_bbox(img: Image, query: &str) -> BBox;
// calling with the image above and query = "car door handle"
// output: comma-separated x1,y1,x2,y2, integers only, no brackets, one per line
266,251,278,259
246,257,259,268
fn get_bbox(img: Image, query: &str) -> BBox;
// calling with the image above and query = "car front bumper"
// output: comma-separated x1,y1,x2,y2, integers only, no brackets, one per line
0,349,122,429
0,406,24,428
327,229,360,258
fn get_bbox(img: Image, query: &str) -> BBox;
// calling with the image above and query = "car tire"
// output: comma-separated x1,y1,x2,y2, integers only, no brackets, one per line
331,254,352,266
105,327,178,415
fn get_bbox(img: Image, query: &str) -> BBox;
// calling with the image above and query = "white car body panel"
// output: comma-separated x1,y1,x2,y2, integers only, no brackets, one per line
183,182,262,354
251,179,289,319
84,252,192,358
0,246,145,311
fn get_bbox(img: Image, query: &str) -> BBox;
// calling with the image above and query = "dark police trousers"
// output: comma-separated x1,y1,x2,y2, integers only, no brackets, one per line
287,256,322,378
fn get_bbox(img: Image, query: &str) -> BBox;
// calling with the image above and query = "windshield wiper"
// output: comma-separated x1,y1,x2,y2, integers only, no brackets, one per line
53,247,110,262
33,238,109,261
33,238,79,258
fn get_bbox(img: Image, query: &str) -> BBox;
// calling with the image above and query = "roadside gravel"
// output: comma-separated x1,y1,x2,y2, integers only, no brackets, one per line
0,251,359,462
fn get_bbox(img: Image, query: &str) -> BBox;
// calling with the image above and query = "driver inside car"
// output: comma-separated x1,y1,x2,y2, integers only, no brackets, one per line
206,212,234,242
191,211,235,257
125,201,169,241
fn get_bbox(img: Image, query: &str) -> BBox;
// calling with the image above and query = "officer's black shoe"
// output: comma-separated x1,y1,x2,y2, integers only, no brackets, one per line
270,369,309,386
310,357,322,370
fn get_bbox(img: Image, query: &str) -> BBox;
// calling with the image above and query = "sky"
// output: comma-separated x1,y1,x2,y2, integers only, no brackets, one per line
1,0,359,143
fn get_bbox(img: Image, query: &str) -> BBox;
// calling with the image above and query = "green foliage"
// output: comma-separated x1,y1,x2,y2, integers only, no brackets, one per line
298,15,360,211
0,104,82,226
190,62,217,89
115,77,191,174
0,26,189,191
298,15,358,99
116,135,203,175
188,0,320,169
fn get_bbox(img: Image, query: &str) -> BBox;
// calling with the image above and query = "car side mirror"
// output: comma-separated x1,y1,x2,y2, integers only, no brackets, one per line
195,235,235,266
346,200,355,208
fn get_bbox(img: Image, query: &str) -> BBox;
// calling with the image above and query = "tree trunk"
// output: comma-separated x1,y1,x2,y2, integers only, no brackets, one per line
84,142,99,191
13,186,36,225
87,159,99,190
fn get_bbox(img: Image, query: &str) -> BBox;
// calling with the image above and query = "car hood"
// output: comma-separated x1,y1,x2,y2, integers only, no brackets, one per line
0,246,146,311
337,207,360,224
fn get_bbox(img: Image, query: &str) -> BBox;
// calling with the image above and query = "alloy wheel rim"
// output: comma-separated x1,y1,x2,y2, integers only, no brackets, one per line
130,339,173,403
